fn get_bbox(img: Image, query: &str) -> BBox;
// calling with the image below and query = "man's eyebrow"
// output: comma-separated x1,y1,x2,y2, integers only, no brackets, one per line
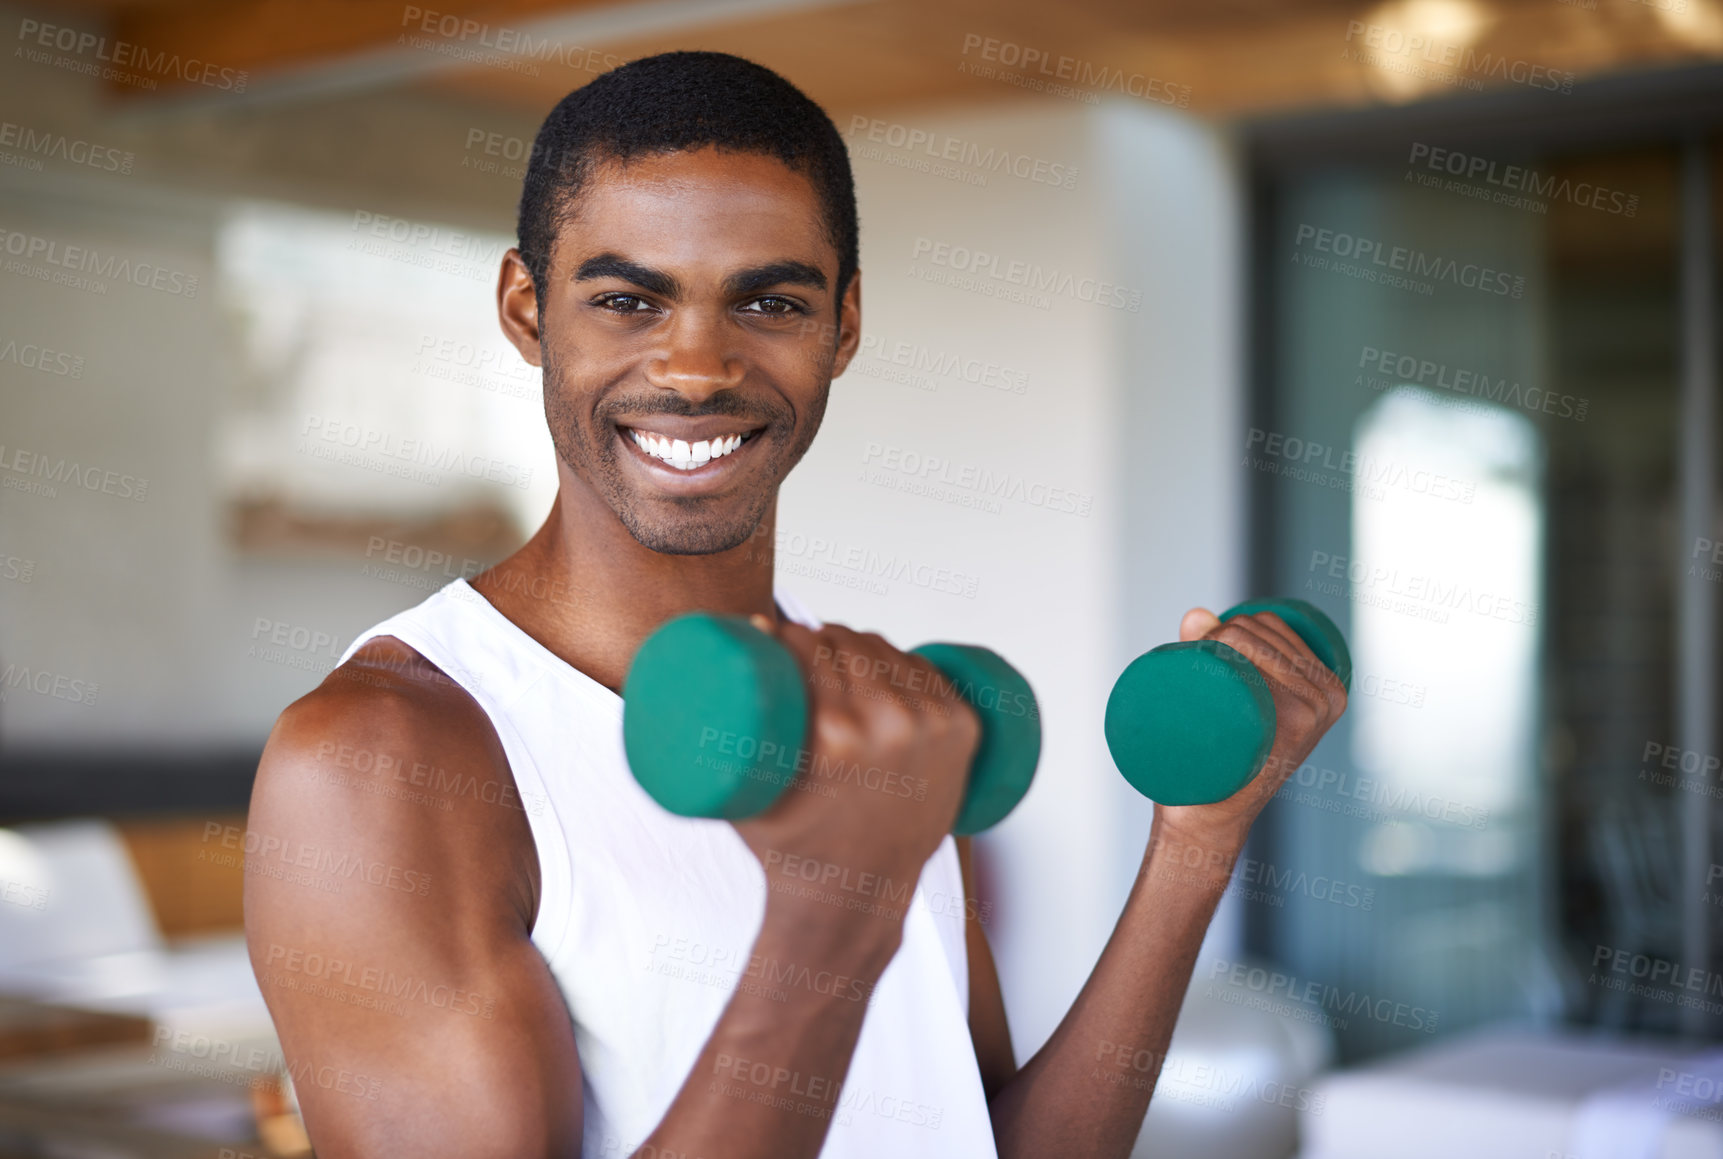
573,253,679,297
724,261,828,296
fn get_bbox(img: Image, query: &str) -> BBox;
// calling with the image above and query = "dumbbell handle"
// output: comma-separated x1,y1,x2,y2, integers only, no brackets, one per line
622,615,1040,834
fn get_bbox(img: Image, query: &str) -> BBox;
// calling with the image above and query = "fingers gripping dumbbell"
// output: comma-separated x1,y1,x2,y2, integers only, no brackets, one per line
1103,598,1351,806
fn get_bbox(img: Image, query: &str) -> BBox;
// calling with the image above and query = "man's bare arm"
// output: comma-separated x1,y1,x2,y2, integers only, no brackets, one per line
977,610,1349,1159
956,838,1017,1101
249,618,980,1159
245,639,583,1159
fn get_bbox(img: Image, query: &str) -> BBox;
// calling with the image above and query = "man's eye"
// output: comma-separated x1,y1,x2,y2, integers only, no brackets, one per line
596,294,651,313
747,297,804,316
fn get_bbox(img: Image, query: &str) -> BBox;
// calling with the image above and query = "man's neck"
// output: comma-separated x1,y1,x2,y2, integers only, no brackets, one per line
470,468,778,694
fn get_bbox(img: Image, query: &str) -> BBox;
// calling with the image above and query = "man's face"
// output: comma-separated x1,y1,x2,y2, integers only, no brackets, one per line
505,146,858,555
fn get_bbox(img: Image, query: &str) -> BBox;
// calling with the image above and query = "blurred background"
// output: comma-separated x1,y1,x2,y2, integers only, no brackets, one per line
1,0,1721,1155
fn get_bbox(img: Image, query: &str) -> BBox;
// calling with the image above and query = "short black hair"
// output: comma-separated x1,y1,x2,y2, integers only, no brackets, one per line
516,51,858,309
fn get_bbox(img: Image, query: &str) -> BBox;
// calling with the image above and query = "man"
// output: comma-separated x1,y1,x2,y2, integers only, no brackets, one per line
245,51,1345,1159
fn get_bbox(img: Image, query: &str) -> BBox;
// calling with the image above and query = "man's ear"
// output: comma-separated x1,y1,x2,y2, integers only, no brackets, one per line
827,269,862,380
497,248,543,368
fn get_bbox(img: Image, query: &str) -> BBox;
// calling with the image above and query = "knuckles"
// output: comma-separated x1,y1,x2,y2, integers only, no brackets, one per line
1276,696,1320,738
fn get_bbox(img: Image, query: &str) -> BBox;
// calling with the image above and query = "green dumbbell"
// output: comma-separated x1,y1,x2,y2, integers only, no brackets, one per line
1103,598,1351,806
622,614,1041,835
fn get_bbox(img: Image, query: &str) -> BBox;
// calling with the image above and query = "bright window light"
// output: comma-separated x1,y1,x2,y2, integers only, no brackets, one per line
1349,386,1543,875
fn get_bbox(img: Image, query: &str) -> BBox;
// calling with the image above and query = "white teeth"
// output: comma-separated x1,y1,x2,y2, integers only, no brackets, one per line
629,429,751,471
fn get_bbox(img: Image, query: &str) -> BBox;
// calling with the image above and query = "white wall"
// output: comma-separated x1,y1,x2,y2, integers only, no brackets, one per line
0,8,543,747
792,99,1246,1055
1095,102,1250,966
790,100,1122,1058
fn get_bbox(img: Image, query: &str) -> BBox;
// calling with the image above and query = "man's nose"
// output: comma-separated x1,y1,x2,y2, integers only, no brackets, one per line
643,312,744,404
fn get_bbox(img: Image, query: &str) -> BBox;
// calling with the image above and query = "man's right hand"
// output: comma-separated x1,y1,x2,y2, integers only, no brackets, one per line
732,618,982,932
624,617,985,1159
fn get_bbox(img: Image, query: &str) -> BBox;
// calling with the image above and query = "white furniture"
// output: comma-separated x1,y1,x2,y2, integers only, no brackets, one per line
1132,964,1336,1158
1300,1027,1723,1159
0,820,270,1040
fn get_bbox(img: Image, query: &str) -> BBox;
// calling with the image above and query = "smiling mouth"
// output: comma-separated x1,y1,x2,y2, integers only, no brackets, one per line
622,426,762,472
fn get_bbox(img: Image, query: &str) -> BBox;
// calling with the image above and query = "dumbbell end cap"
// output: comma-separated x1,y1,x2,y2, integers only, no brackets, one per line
622,613,808,820
1104,641,1276,806
913,643,1041,836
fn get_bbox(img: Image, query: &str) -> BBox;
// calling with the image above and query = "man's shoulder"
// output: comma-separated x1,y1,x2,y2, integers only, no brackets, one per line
249,635,537,919
271,635,497,770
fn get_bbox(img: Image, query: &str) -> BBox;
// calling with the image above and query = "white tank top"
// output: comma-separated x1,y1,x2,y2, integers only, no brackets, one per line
338,578,999,1159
